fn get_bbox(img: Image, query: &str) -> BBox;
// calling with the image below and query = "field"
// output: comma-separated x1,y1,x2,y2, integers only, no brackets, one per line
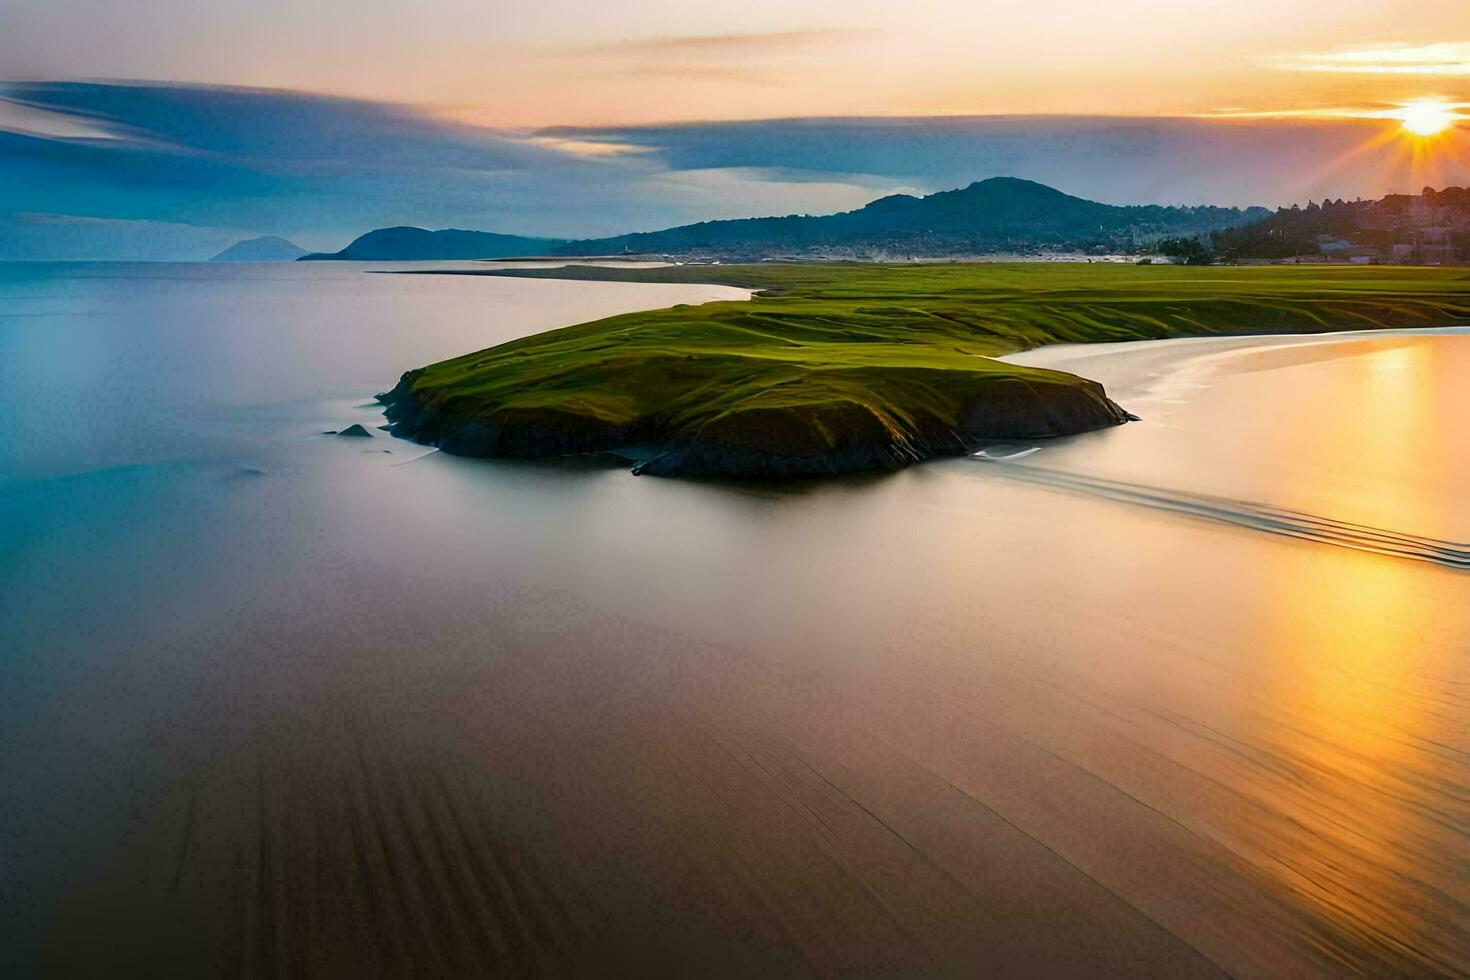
382,263,1470,477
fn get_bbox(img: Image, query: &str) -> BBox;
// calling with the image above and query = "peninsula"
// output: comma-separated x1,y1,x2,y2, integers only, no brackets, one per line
380,263,1470,478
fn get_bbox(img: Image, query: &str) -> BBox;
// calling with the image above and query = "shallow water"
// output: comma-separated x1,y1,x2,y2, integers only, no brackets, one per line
2,263,1466,976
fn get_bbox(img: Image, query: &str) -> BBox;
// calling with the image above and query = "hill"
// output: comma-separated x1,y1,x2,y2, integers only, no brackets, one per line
299,227,567,261
209,235,307,262
1209,186,1470,262
554,178,1270,259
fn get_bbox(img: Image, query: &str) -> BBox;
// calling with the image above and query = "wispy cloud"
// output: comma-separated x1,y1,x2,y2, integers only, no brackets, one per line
619,64,788,85
519,135,655,157
1199,104,1396,120
1262,42,1470,76
576,29,872,58
0,99,119,140
1198,99,1470,126
0,81,668,249
565,28,875,87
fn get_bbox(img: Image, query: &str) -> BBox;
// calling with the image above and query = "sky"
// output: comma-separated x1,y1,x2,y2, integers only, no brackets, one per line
4,0,1470,257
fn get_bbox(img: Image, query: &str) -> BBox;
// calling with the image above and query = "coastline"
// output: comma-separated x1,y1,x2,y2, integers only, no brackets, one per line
374,263,1470,479
378,364,1131,479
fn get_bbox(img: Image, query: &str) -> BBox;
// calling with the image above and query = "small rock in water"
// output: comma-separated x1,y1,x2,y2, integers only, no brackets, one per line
335,424,373,438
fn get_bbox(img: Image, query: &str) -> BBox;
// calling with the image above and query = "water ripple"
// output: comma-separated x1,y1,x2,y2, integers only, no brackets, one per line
974,460,1470,570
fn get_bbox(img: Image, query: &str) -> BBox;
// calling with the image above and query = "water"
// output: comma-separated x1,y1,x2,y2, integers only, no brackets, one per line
1,263,1466,976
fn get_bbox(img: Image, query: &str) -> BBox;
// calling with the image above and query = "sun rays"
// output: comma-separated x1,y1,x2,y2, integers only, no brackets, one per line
1398,99,1458,136
1194,99,1469,196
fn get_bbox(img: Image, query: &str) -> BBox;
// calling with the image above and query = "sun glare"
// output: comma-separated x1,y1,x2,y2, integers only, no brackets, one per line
1398,100,1455,137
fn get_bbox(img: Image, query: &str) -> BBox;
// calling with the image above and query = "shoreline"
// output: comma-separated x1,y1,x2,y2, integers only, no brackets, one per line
379,368,1132,479
378,263,1470,480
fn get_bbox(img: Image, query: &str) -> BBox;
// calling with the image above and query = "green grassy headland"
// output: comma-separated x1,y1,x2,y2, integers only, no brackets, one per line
380,263,1470,478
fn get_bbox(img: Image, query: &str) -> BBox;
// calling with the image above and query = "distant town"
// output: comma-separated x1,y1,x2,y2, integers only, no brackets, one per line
1202,186,1470,265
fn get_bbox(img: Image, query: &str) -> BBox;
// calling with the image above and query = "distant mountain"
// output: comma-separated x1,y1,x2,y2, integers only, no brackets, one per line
555,178,1271,258
299,227,567,261
209,235,308,262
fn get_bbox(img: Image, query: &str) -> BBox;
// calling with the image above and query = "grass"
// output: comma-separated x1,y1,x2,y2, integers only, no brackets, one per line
383,263,1470,477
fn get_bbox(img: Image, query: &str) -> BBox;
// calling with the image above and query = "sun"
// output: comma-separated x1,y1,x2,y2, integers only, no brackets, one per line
1398,100,1456,137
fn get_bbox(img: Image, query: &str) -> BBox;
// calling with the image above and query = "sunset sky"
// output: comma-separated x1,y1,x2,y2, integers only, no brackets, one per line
5,0,1470,256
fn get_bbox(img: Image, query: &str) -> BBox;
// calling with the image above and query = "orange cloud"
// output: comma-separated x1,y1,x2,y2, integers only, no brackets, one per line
574,29,875,57
1262,42,1470,76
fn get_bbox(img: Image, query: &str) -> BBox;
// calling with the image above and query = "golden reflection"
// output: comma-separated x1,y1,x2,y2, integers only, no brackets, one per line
1241,339,1460,970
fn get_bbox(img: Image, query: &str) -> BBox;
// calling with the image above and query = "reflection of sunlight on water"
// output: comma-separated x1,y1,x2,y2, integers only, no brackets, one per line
986,332,1469,971
1010,332,1470,542
1219,343,1463,967
1253,555,1453,967
1351,342,1440,532
1101,338,1468,969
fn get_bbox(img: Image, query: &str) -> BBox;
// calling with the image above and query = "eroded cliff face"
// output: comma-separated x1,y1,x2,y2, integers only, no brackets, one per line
379,368,1130,480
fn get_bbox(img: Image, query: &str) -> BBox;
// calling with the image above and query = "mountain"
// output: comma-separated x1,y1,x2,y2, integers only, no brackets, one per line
304,179,1270,264
299,227,567,261
209,235,308,262
554,178,1271,258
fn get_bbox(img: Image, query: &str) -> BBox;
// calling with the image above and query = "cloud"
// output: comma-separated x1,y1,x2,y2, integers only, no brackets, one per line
542,114,1470,209
1261,42,1470,76
519,136,655,157
0,81,570,169
618,64,786,85
0,81,662,251
1199,100,1470,128
575,29,872,58
566,28,874,85
0,99,118,139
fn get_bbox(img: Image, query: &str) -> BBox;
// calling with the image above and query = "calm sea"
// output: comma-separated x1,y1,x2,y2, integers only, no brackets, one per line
2,262,1466,976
